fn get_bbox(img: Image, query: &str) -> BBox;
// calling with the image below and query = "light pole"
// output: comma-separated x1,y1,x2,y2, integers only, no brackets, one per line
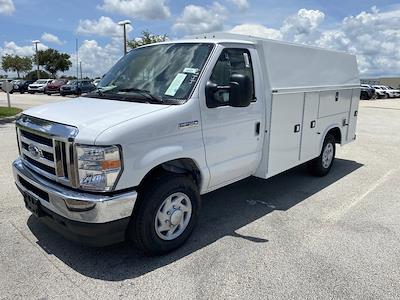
118,20,131,55
32,40,41,79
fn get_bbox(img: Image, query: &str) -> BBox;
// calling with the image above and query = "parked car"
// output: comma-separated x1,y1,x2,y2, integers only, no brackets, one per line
372,85,390,99
360,84,376,100
377,85,399,98
46,79,68,95
385,86,400,98
12,32,360,255
28,79,53,94
60,79,96,96
93,79,101,86
10,80,36,94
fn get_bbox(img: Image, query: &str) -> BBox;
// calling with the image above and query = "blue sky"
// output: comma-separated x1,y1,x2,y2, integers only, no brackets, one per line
1,0,400,77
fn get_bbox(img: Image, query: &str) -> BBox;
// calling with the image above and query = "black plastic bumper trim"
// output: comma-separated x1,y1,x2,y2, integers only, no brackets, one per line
36,204,130,247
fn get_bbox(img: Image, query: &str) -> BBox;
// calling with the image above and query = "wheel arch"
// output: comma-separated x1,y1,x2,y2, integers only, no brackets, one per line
319,125,342,153
137,158,204,192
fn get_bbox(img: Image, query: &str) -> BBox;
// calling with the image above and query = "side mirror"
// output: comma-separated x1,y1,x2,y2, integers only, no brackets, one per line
205,81,219,108
229,74,252,107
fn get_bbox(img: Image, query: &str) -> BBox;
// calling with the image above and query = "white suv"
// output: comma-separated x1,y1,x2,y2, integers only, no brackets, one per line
385,86,400,98
373,85,400,98
28,79,53,94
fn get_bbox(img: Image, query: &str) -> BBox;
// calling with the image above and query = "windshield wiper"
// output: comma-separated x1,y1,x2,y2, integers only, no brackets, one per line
118,87,164,104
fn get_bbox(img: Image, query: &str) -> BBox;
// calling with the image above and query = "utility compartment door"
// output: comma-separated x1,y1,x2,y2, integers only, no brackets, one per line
319,90,352,118
300,92,320,161
347,88,360,142
267,93,304,177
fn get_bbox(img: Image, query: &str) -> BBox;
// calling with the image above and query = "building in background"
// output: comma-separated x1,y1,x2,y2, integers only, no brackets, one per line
361,77,400,88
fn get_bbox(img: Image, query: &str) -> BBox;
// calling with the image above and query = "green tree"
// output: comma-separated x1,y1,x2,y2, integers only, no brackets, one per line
1,54,32,78
34,48,72,78
127,30,168,49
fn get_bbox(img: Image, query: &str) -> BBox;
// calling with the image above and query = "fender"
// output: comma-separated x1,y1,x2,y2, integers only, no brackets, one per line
118,137,211,193
137,147,210,193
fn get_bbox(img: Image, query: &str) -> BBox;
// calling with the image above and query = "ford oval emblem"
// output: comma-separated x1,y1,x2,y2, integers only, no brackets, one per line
28,144,43,158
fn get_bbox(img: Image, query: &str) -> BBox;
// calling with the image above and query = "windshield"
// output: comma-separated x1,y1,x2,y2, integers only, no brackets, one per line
67,80,77,85
92,43,214,103
52,80,64,84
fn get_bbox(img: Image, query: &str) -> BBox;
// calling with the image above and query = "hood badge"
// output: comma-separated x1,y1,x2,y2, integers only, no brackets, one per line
179,120,199,129
28,144,44,158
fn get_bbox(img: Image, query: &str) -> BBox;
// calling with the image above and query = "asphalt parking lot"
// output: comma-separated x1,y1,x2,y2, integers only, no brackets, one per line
1,94,400,299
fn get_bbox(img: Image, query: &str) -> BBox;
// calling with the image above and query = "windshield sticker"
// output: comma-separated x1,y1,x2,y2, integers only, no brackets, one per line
243,53,250,68
183,68,199,74
165,73,187,96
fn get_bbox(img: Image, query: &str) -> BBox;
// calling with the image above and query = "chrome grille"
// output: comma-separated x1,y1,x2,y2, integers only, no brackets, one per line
16,115,79,188
20,129,56,174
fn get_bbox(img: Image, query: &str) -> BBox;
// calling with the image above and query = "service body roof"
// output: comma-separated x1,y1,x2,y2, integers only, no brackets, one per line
188,32,360,92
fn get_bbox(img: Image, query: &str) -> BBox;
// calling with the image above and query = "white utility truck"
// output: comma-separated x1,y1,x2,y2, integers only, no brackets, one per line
13,33,360,255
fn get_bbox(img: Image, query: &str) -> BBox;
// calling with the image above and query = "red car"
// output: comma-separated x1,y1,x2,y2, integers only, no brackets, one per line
45,79,68,95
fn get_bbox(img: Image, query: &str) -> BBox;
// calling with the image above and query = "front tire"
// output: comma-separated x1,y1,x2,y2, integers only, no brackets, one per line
308,134,336,177
128,173,200,255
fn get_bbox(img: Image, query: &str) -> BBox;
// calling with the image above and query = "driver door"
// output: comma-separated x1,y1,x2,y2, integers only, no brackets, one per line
200,46,263,189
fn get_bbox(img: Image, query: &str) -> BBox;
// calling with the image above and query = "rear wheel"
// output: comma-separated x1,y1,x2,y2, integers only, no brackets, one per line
308,134,336,177
128,173,200,255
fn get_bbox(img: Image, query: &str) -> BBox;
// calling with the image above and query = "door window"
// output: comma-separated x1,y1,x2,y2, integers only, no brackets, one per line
207,48,255,108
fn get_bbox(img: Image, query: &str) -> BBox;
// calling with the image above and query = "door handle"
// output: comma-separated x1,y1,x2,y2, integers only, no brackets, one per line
294,124,301,133
310,120,316,128
255,122,261,135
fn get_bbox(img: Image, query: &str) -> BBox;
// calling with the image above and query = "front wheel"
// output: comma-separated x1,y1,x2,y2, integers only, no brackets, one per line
308,134,336,177
128,173,200,255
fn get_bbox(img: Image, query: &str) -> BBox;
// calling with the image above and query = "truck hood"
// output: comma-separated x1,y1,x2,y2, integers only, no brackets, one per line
23,97,171,144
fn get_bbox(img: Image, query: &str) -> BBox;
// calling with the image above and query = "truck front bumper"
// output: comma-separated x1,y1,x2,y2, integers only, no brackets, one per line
13,158,137,246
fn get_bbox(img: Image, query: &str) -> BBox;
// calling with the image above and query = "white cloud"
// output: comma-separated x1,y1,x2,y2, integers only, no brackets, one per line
0,41,47,57
41,32,63,45
227,7,400,76
77,16,132,37
98,0,170,20
280,8,325,43
315,7,400,76
230,24,282,40
228,0,249,11
0,0,14,15
173,2,227,35
70,39,122,77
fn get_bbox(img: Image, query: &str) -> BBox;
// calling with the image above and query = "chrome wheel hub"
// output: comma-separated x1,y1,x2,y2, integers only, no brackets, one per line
155,192,192,241
322,143,334,168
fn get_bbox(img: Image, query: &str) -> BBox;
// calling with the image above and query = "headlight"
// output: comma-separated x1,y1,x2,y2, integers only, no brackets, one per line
76,145,122,191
